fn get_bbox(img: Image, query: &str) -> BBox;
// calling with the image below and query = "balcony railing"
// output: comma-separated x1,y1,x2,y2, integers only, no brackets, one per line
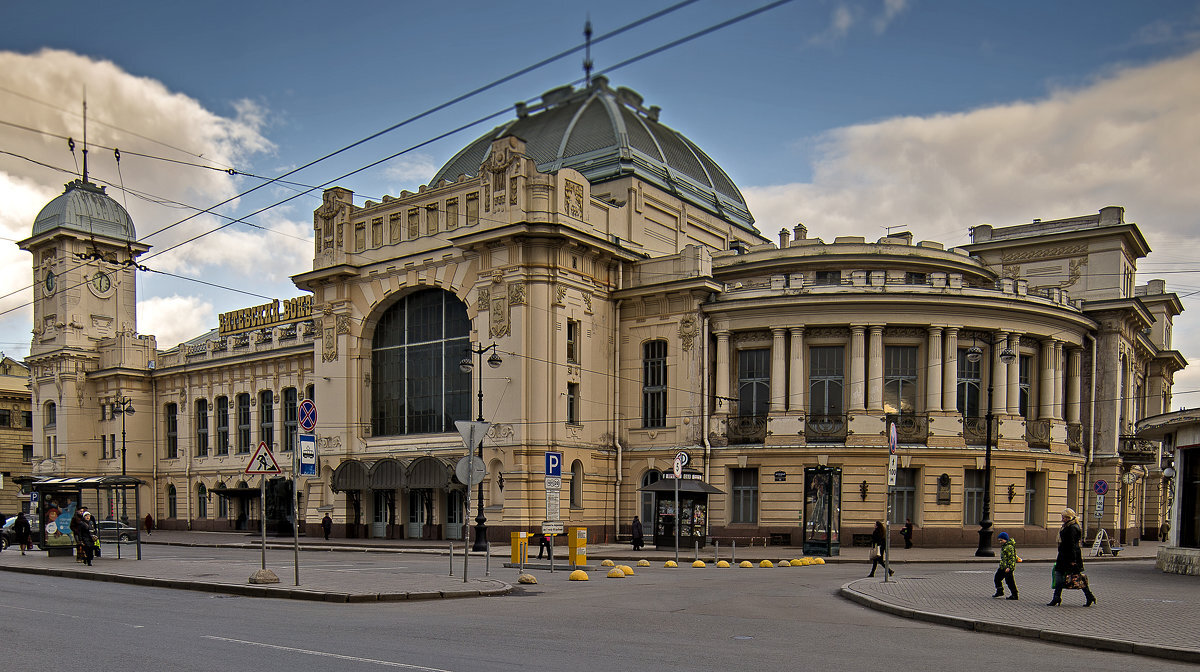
805,414,848,443
1026,419,1051,449
885,414,929,444
727,415,768,444
1067,423,1083,452
963,416,997,445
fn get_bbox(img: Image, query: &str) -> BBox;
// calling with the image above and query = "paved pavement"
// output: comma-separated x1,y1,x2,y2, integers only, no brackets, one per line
2,531,1195,663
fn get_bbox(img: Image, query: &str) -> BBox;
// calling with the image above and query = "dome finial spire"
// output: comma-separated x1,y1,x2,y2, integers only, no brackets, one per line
583,17,594,85
81,91,89,184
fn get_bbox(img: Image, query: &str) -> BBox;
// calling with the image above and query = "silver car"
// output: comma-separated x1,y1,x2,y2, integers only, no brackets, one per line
96,520,139,542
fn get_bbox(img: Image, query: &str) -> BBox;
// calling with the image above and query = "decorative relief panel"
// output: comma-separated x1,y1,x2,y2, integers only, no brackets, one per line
582,292,593,314
805,327,850,339
478,287,490,308
1000,244,1087,263
322,325,337,362
555,285,567,306
732,330,772,346
490,295,510,338
678,314,698,352
508,282,526,306
884,327,927,339
564,180,585,220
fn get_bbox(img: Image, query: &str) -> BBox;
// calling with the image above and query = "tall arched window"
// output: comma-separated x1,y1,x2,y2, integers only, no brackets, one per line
217,481,228,518
371,288,470,435
570,460,584,508
641,470,661,525
45,401,56,426
197,483,208,518
167,484,177,519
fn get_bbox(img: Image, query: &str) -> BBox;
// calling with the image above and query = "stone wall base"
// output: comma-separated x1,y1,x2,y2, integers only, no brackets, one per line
1156,546,1200,576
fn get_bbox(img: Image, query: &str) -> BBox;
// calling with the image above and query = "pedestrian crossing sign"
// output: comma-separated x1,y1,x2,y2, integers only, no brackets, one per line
245,441,282,474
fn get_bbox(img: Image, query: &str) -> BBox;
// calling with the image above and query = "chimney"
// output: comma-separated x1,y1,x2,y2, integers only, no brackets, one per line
1099,206,1125,227
793,222,807,241
779,228,791,248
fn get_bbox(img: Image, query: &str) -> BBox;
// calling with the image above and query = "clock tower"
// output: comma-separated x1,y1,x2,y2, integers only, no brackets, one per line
18,179,151,477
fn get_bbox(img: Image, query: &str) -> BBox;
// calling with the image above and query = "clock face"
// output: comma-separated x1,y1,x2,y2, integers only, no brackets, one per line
44,271,55,293
93,271,111,292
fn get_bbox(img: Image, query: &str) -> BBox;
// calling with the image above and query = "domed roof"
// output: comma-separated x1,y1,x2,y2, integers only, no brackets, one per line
32,180,136,241
431,76,755,232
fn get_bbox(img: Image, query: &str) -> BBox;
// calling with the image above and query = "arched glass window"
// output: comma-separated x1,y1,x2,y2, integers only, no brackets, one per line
640,470,661,525
371,288,470,435
570,460,584,508
167,484,177,519
165,403,178,459
217,481,228,518
197,483,208,518
45,401,56,426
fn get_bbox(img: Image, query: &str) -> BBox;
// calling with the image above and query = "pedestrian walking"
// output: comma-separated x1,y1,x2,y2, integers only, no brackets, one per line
322,513,333,541
631,516,644,551
867,521,892,577
144,513,154,535
993,532,1019,600
537,532,551,559
70,510,95,566
901,518,914,549
1160,519,1171,542
1048,508,1096,607
14,512,32,554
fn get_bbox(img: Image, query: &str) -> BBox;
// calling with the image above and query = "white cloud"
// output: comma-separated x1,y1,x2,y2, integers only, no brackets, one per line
138,295,214,351
811,1,909,44
743,48,1200,410
383,154,439,189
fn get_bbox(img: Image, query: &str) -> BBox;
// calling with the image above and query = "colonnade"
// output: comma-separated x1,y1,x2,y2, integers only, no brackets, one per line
712,325,1084,423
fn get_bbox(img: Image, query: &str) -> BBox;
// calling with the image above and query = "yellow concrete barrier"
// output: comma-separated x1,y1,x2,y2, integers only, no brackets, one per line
569,569,589,581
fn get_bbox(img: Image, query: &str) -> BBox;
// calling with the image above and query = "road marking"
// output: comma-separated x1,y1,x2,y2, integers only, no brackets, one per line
203,636,455,671
2,603,144,628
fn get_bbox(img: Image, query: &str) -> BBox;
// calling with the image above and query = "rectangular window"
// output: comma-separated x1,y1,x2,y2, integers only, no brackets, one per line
259,391,274,449
165,403,178,459
1018,354,1031,418
354,221,366,251
407,209,420,239
567,382,580,425
466,192,479,227
883,345,918,414
964,469,986,525
890,468,917,524
445,198,459,231
215,396,230,455
196,399,209,457
642,340,667,428
426,204,439,235
389,213,402,243
305,384,315,405
566,319,580,365
282,387,298,452
1024,471,1045,527
730,468,758,524
371,217,383,248
100,434,107,460
904,272,927,285
22,444,33,462
737,349,770,417
0,409,9,426
809,346,845,415
237,393,251,453
22,410,32,427
110,434,116,460
957,350,982,417
814,270,841,286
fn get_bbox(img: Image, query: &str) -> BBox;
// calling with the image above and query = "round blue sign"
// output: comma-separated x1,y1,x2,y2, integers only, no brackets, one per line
298,399,317,432
1093,479,1108,496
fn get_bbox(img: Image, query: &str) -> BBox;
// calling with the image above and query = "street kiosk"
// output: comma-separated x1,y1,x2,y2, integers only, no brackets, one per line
639,471,724,549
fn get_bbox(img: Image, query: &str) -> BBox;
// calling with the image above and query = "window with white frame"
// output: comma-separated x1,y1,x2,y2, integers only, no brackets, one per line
890,468,917,524
642,340,668,428
809,346,844,415
730,468,758,524
957,352,982,418
964,469,986,525
196,399,209,457
165,403,178,459
1018,354,1031,418
883,345,918,414
737,349,770,418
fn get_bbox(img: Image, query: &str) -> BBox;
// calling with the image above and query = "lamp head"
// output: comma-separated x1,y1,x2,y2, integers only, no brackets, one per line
487,351,503,369
459,356,473,374
1163,465,1176,479
965,345,983,363
1000,347,1016,365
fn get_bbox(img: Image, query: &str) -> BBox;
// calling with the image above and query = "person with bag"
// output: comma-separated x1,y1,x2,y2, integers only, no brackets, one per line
993,532,1019,600
867,520,892,577
70,510,95,566
900,518,913,549
1048,508,1096,606
631,516,644,551
14,512,33,554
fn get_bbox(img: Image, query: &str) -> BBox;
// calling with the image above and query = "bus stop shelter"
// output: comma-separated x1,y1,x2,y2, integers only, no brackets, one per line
30,475,145,560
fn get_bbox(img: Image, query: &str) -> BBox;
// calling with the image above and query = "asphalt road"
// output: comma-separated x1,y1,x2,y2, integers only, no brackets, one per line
1,546,1191,672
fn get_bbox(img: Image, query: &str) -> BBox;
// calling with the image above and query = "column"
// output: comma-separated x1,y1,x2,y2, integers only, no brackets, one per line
789,327,806,413
1053,341,1064,420
868,325,884,412
850,325,866,412
926,327,943,412
992,331,1009,414
943,327,959,412
770,328,787,414
1040,339,1055,419
1066,347,1081,424
1006,332,1021,415
715,331,730,415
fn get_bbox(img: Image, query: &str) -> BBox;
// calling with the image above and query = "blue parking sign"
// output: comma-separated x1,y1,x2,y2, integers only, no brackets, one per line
545,452,562,477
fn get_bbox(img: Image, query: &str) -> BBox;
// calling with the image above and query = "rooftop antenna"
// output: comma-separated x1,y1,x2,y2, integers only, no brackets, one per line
583,17,594,85
883,223,903,237
81,91,89,184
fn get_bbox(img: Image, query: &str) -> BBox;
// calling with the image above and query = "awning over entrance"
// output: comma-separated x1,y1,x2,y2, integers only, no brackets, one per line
639,477,725,495
33,475,145,487
331,460,370,492
209,486,260,499
408,456,455,489
371,457,405,489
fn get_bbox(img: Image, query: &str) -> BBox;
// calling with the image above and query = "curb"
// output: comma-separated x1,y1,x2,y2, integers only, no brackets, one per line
0,563,512,602
838,581,1200,664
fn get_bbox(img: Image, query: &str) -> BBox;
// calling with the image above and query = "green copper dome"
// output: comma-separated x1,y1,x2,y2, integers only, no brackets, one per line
32,180,136,241
431,76,756,232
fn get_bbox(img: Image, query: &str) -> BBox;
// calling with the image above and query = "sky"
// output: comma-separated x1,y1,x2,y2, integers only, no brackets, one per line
2,0,1199,404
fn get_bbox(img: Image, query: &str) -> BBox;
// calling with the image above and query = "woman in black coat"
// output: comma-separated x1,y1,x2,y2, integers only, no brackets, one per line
868,521,893,577
14,512,32,554
1049,508,1095,606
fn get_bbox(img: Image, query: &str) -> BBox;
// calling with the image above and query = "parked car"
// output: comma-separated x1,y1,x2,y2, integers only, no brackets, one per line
96,520,138,542
1,515,42,550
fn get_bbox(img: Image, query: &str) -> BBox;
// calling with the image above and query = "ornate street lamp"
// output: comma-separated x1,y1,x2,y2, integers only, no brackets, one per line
111,395,135,522
966,336,1015,557
459,344,502,552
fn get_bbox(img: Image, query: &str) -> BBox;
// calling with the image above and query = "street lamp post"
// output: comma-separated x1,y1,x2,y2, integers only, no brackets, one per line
111,395,135,523
459,343,502,552
966,336,1015,557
